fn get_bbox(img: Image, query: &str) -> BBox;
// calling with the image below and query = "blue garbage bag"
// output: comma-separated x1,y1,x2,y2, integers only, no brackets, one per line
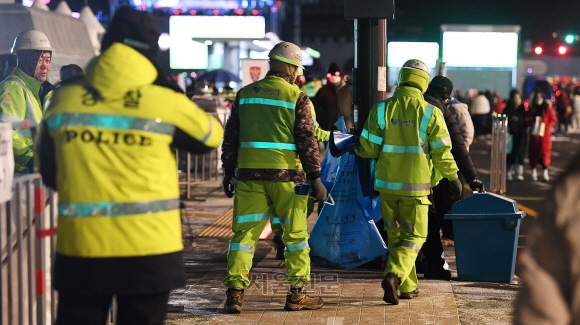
309,153,387,270
320,117,349,192
329,130,359,158
320,143,381,222
320,144,339,192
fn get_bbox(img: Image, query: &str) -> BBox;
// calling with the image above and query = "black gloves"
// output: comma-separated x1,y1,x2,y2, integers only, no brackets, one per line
469,179,485,193
310,178,328,203
222,174,236,198
449,177,463,201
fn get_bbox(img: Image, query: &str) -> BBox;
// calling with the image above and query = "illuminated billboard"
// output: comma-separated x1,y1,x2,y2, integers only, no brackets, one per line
441,26,519,68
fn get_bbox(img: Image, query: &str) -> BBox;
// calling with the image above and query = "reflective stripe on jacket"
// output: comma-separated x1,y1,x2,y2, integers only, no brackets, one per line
38,43,223,258
356,86,458,196
237,75,303,170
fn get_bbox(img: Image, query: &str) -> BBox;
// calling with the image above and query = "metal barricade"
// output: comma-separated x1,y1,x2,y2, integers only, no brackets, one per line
178,109,229,199
1,174,57,325
490,114,509,195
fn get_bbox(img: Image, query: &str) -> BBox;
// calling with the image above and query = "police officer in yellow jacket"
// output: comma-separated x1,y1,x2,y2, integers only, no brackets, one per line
0,30,53,173
221,41,327,313
355,59,462,305
35,7,223,325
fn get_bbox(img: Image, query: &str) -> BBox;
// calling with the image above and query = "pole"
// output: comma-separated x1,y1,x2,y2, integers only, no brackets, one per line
353,19,387,131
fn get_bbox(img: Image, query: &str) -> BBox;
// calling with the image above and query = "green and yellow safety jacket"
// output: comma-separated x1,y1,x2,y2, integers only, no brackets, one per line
356,86,458,196
0,67,46,173
300,81,321,98
36,43,223,259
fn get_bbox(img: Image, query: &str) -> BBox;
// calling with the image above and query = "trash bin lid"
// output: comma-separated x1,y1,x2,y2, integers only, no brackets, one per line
449,192,522,215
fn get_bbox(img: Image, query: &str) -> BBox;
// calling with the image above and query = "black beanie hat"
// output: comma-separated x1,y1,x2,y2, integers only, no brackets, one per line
100,6,160,63
327,62,341,75
428,75,454,100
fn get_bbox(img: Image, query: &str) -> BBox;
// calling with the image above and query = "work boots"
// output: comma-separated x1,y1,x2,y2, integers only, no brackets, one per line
399,289,419,299
284,287,324,311
381,273,400,305
224,288,244,314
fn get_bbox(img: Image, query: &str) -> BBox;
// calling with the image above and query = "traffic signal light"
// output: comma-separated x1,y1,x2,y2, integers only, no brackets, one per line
565,34,577,44
533,45,543,55
558,45,568,55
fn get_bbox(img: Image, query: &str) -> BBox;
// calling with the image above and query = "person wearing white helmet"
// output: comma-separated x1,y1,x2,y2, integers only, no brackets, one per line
0,29,53,173
354,59,460,305
221,41,326,313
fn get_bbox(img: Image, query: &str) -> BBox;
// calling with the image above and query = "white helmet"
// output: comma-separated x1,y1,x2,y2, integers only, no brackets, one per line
11,30,53,53
268,41,303,68
397,59,430,93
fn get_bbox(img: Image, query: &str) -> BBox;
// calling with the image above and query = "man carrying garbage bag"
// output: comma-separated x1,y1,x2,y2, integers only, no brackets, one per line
354,59,461,305
221,41,327,313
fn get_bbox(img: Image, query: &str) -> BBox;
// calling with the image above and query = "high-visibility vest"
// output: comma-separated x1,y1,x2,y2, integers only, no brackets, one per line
237,75,302,170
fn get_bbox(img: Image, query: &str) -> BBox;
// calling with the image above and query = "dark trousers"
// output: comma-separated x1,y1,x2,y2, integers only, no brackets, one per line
55,291,170,325
422,180,453,270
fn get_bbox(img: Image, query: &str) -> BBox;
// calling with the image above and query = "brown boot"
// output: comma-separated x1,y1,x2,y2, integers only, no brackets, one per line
399,289,419,299
224,288,244,314
284,287,324,311
381,273,400,305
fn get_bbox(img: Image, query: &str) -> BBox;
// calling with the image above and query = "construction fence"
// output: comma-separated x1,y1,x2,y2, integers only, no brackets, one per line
0,174,58,325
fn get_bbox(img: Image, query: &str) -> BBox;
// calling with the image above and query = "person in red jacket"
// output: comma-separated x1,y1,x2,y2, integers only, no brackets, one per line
525,90,557,182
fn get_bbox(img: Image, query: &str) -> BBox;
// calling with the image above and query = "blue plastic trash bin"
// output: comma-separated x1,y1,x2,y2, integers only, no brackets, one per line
444,192,526,283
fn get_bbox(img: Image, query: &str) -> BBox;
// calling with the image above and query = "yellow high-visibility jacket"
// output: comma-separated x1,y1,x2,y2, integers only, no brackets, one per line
36,43,223,258
356,86,458,196
0,67,46,173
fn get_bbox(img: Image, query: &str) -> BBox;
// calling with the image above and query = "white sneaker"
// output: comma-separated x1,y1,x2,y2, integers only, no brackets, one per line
516,166,524,181
542,169,550,182
531,168,538,181
507,170,513,181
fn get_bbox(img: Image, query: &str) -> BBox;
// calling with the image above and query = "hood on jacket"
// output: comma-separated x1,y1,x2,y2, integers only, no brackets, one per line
84,43,157,99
